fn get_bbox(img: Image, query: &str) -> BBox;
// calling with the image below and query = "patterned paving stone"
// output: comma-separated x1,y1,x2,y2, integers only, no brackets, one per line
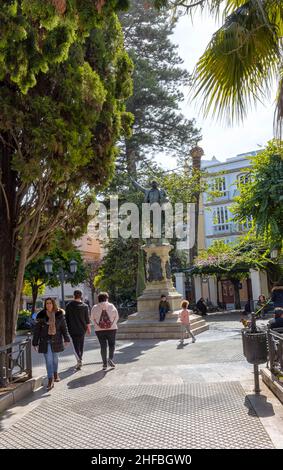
0,381,274,449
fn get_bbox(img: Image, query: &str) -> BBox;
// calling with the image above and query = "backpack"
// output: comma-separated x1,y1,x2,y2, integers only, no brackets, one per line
98,309,112,329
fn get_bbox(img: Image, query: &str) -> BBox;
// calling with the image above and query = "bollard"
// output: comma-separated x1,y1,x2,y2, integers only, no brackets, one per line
241,312,268,394
253,364,260,394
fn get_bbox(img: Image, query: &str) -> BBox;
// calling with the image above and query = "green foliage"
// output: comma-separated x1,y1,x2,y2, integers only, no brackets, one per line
95,238,139,303
0,0,133,295
194,236,273,277
93,1,202,302
153,0,283,132
163,170,206,204
25,246,87,290
119,0,201,172
18,309,31,317
233,141,283,247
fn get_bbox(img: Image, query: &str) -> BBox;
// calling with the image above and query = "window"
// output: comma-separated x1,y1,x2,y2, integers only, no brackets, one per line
237,173,251,186
211,176,227,194
212,206,230,232
239,216,253,231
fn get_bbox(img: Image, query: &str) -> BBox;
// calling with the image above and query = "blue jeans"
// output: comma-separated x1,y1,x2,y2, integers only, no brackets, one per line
159,308,167,321
44,343,59,379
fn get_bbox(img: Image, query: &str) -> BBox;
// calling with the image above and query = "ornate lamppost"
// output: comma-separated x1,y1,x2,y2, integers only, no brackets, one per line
43,257,78,308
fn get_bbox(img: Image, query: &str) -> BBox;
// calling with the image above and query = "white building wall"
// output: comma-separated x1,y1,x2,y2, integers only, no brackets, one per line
201,152,257,248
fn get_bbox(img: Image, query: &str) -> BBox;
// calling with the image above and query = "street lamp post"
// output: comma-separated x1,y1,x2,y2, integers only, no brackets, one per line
44,258,78,308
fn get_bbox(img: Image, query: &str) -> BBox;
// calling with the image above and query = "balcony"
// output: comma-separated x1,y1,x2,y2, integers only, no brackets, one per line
212,222,248,235
204,190,231,205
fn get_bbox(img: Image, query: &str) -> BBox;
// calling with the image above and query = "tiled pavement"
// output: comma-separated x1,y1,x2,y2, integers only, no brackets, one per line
0,381,273,449
0,314,282,449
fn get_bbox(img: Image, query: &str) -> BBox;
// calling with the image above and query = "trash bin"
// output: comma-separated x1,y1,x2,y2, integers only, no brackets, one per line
242,330,268,364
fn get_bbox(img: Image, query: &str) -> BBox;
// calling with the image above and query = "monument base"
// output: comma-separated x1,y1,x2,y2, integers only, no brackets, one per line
117,312,209,339
137,242,182,317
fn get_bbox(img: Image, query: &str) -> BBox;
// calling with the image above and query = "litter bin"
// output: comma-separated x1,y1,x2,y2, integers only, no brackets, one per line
242,329,268,365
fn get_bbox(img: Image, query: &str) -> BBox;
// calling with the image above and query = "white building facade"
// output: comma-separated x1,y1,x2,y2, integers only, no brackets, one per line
174,150,270,310
202,152,256,248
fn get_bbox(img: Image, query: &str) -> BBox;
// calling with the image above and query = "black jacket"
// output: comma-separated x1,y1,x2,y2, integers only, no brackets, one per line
65,300,90,336
32,309,70,353
271,286,283,308
269,317,283,329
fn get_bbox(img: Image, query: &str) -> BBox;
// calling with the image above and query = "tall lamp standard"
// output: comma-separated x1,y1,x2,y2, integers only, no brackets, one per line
43,257,78,309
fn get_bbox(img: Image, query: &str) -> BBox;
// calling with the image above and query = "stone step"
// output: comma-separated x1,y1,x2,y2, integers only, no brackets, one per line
117,320,206,334
117,324,208,340
126,312,184,320
125,313,202,322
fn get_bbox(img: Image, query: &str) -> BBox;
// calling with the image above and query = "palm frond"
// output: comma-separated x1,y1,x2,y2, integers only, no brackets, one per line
192,0,281,124
274,68,283,139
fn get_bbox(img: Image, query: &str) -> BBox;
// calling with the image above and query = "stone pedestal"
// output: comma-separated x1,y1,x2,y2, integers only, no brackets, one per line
137,242,182,315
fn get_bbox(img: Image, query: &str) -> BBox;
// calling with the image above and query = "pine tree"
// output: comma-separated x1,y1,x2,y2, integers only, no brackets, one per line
119,0,201,175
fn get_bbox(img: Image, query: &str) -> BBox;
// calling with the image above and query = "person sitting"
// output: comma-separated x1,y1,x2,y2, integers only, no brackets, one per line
269,310,283,330
271,281,283,314
256,294,268,318
244,301,251,316
158,295,170,322
196,298,207,316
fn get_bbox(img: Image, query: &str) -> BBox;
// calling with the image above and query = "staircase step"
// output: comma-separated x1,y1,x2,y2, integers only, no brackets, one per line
117,321,206,334
117,324,209,339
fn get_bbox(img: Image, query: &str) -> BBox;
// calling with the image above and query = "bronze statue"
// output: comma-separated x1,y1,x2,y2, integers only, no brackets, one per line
130,177,168,205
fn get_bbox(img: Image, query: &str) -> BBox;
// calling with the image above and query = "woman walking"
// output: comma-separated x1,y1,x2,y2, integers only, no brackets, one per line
91,292,119,370
32,298,70,391
179,300,196,344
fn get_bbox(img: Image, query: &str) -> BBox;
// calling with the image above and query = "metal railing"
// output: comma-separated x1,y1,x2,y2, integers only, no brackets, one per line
0,334,32,387
267,327,283,378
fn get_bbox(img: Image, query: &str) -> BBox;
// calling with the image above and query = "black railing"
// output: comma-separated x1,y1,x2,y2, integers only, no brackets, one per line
267,327,283,379
0,334,32,387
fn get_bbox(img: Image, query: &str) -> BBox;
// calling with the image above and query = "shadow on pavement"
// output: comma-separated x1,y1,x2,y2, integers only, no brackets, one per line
67,370,109,388
176,342,190,350
244,394,275,417
114,340,161,365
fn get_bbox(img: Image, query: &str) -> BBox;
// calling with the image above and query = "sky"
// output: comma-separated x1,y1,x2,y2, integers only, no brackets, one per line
156,12,276,169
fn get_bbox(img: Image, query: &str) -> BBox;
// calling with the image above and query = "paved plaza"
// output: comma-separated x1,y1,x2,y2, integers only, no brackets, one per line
1,314,283,449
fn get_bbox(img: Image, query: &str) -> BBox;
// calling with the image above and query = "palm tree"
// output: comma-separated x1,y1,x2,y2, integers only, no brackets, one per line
154,0,283,135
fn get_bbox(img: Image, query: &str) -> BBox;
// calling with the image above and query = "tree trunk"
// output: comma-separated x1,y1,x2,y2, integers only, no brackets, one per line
189,147,204,301
0,137,18,346
189,146,203,264
32,284,39,314
125,141,137,177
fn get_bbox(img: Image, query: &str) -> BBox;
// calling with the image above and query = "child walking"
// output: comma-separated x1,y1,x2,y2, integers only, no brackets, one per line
178,300,196,344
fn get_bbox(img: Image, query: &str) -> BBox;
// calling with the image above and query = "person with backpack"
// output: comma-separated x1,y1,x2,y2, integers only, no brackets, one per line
90,292,119,371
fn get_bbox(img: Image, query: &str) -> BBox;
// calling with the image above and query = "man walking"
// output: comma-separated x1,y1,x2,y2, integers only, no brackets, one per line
65,289,91,370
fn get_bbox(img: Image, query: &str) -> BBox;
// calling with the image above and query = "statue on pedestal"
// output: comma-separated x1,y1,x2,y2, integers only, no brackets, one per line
130,177,168,243
130,177,168,205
